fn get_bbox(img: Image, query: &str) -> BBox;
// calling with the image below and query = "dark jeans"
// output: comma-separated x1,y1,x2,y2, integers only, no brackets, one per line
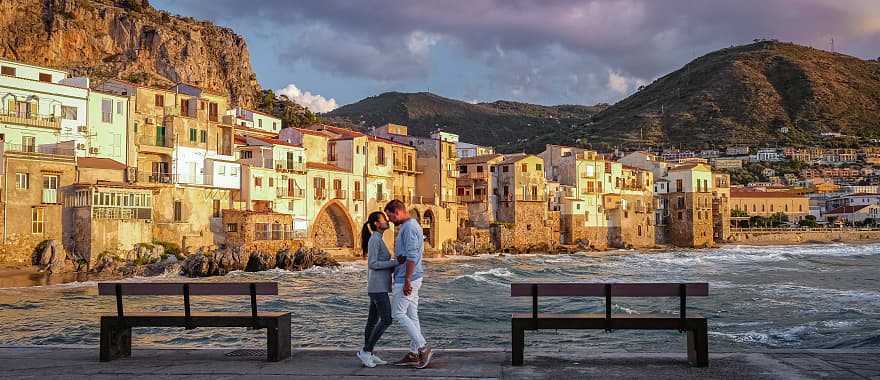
363,292,392,353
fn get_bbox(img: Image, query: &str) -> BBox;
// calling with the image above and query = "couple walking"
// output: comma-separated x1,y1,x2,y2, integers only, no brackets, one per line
357,199,433,369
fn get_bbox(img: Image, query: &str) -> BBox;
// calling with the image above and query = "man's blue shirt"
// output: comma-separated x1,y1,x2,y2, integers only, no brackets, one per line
394,218,424,283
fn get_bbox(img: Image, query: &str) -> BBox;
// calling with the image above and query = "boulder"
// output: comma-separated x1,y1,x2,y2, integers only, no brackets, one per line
34,240,67,273
277,247,339,271
244,251,276,272
92,254,119,274
180,253,209,277
214,247,245,275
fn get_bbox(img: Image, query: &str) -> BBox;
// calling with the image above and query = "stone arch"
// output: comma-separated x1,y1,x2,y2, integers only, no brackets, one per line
423,209,436,248
409,208,421,224
310,200,356,249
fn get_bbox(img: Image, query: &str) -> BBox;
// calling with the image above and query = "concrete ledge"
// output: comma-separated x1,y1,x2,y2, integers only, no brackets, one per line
1,346,879,379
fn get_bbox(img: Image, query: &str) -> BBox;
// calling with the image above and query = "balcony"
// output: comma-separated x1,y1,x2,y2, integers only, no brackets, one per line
461,171,490,180
314,188,327,200
459,194,488,203
333,189,347,199
561,186,578,199
514,193,545,202
393,162,417,173
163,106,180,116
136,171,178,185
4,143,75,157
0,112,61,130
42,189,58,204
275,161,306,173
137,135,175,155
277,187,305,199
447,169,460,178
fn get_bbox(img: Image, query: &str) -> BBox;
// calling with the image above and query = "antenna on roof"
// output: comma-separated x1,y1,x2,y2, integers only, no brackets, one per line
829,37,835,53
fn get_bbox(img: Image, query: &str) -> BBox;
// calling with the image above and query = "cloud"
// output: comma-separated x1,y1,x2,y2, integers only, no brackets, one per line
276,84,338,113
158,0,880,105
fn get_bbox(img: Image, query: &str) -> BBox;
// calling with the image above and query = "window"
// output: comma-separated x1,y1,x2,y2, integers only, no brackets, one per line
189,128,197,142
0,66,15,76
61,106,77,120
377,146,386,165
38,73,52,82
477,165,484,173
218,165,226,175
258,119,263,128
536,163,542,172
226,223,238,232
101,99,113,123
459,165,467,173
117,101,123,115
328,142,337,161
32,207,46,234
22,136,36,152
154,94,164,107
376,183,383,199
502,166,509,173
273,122,277,130
208,102,218,122
43,175,58,203
231,167,239,176
676,179,683,192
240,150,253,159
199,130,207,143
172,201,183,222
269,177,274,187
16,173,28,189
255,177,263,187
585,165,595,177
212,199,221,218
521,163,527,172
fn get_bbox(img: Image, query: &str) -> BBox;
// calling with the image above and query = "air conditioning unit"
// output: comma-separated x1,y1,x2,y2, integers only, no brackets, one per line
77,125,88,133
145,117,155,124
89,147,99,154
76,143,86,150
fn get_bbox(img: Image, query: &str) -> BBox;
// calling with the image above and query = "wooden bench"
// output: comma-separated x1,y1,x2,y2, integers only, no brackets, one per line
98,282,291,362
511,282,709,367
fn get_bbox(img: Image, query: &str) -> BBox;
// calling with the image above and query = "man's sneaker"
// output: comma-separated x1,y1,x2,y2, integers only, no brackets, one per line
370,353,388,365
393,352,420,366
416,345,434,369
357,350,376,368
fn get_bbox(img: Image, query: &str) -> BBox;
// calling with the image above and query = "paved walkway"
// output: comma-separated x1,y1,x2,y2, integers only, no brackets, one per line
1,346,878,379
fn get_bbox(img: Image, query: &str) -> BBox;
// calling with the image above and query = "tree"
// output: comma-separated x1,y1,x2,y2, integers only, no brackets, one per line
798,215,818,228
862,217,876,228
768,212,789,227
731,209,749,217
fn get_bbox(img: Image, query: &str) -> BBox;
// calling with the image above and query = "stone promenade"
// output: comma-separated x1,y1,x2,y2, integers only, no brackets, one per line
1,346,878,379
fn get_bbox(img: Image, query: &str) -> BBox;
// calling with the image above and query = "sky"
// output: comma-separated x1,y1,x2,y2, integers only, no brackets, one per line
152,0,880,112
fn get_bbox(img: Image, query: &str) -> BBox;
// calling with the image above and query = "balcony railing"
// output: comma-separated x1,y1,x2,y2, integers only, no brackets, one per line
277,187,305,199
137,134,175,148
136,172,178,184
393,162,417,172
314,189,326,200
0,112,60,130
459,194,488,203
42,189,58,204
4,143,75,156
462,171,489,180
561,186,578,198
333,189,347,199
275,161,306,173
163,106,179,116
447,169,459,178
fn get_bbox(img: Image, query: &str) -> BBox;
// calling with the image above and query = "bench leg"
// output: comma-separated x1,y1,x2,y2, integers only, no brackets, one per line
267,315,291,362
511,322,525,366
99,319,131,362
687,320,708,367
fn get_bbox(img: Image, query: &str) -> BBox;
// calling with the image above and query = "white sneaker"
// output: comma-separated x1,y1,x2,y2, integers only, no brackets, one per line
357,350,376,368
371,353,388,365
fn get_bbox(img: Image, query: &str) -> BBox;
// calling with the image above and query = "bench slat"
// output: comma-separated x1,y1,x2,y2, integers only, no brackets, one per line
98,282,279,296
510,283,708,297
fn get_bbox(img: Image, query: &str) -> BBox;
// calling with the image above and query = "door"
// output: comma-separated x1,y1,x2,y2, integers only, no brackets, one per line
156,125,166,146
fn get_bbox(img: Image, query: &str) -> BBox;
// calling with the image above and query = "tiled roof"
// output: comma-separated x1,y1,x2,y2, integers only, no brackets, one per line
306,162,349,172
76,157,127,170
250,136,302,148
458,154,503,165
826,205,871,215
294,127,334,138
730,189,806,198
368,135,411,148
497,153,529,165
233,124,279,137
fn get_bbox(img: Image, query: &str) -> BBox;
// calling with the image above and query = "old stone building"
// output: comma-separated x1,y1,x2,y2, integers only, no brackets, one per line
665,163,715,247
222,209,299,253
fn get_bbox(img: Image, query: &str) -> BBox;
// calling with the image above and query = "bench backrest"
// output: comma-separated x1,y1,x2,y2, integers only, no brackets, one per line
511,283,708,298
98,282,278,296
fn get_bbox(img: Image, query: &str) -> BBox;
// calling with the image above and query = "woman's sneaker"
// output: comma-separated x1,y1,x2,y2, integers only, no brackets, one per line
416,345,434,369
370,353,388,365
357,350,376,368
393,352,420,366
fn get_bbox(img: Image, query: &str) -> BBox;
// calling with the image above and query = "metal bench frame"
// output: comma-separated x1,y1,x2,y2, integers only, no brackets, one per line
510,282,709,367
98,282,291,362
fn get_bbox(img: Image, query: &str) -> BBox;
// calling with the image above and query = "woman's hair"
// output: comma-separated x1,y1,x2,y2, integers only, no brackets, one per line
360,211,386,257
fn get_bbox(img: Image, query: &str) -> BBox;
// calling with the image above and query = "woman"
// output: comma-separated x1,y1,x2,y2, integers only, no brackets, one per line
357,211,400,367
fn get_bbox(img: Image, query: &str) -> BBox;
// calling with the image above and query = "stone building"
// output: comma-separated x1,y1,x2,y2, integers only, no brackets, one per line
456,154,503,228
729,189,810,222
222,209,299,253
712,173,731,241
665,163,715,247
491,154,559,251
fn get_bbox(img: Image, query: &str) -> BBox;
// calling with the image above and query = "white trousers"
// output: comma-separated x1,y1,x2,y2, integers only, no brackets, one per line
392,278,426,353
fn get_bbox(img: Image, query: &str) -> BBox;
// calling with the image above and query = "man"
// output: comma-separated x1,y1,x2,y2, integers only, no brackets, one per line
383,199,433,369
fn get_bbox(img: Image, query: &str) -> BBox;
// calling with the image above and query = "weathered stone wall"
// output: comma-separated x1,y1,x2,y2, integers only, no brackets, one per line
665,192,714,247
561,214,610,250
152,186,231,252
491,202,558,253
69,207,153,266
608,195,656,248
728,229,880,245
222,209,302,253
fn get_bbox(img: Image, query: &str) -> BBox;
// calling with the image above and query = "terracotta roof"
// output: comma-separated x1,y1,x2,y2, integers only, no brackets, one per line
293,127,334,138
76,157,127,170
730,189,807,199
250,136,302,148
498,153,530,165
826,205,871,215
669,163,711,171
309,124,365,138
306,162,349,172
458,154,503,165
367,135,411,148
234,107,281,120
234,135,247,144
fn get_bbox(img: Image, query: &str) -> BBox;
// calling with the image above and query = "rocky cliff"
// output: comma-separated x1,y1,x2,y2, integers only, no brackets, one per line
0,0,262,108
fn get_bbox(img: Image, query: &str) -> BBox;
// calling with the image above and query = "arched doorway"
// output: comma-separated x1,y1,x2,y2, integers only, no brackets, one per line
423,210,435,248
311,201,355,248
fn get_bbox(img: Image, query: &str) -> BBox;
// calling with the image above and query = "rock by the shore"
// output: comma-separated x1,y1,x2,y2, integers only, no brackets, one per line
32,240,68,274
276,247,339,271
244,251,276,272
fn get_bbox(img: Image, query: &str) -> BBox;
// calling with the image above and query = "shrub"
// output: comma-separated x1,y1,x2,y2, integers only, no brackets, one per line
152,240,183,260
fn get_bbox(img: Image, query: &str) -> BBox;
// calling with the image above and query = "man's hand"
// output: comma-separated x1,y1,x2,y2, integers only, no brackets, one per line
403,280,412,296
397,255,407,264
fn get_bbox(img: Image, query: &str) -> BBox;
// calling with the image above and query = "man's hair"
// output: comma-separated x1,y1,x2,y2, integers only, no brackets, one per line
384,199,406,214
